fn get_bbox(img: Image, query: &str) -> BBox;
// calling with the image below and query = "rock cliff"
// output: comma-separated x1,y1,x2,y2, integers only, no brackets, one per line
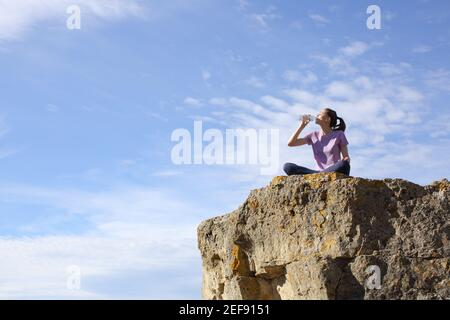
197,173,449,299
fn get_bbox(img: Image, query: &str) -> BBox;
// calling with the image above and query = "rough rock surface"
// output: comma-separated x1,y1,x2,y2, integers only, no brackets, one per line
197,173,450,300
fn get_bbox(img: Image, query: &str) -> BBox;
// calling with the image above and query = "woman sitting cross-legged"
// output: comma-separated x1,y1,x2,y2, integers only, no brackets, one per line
283,108,351,176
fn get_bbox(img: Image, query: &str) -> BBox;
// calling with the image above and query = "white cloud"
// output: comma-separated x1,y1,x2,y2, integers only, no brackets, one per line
229,97,271,115
0,233,200,299
311,41,379,76
0,184,207,228
201,69,211,81
237,0,249,12
45,104,60,112
309,14,330,25
384,10,396,21
209,97,227,106
184,97,203,107
425,69,450,92
378,62,412,76
260,95,289,111
0,115,21,160
349,141,449,182
412,45,432,53
396,86,424,102
0,184,210,298
425,115,450,138
0,148,21,159
244,76,266,88
311,54,358,76
0,0,144,41
216,44,426,138
145,111,169,122
290,21,302,30
325,81,357,99
339,41,369,57
283,70,318,84
151,170,183,177
244,5,282,30
283,89,317,105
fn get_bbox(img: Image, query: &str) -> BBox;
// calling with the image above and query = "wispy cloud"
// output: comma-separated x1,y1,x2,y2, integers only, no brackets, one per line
184,97,203,107
384,10,396,21
0,148,21,159
339,41,369,57
0,233,201,299
311,41,376,75
0,183,210,298
412,45,432,53
201,69,211,81
0,115,21,160
151,170,183,177
425,69,450,91
240,4,282,30
244,76,266,88
0,0,144,41
309,13,330,25
45,104,60,112
283,70,318,84
237,0,249,12
377,62,412,76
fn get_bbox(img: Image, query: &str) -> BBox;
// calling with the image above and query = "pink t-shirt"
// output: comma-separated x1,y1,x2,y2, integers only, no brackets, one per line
304,130,349,170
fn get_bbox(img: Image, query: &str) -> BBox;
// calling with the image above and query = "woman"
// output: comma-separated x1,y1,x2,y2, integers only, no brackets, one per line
283,108,351,176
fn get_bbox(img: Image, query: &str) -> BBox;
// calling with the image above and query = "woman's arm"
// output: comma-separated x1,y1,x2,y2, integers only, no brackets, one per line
287,116,310,147
341,144,350,162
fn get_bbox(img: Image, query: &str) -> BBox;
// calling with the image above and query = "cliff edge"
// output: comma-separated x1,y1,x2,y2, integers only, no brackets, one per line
197,173,449,299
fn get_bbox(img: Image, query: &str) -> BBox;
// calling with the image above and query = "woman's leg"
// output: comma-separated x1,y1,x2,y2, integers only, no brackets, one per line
283,162,319,176
322,159,351,176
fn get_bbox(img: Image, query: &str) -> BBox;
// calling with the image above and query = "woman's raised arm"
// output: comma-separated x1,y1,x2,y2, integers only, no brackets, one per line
287,115,310,147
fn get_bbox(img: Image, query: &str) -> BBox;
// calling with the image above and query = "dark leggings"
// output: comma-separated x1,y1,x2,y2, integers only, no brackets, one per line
283,159,350,176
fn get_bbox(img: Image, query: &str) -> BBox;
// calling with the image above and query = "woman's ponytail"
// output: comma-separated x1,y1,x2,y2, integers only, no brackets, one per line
324,108,346,132
334,116,346,132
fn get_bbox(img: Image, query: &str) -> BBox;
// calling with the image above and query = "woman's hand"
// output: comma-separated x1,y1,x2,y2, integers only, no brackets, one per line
301,115,311,126
343,156,350,163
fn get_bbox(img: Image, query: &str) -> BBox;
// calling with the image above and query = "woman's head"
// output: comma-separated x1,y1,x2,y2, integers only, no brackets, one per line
315,108,346,132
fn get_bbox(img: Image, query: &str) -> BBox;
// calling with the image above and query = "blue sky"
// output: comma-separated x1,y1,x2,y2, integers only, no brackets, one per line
0,0,449,299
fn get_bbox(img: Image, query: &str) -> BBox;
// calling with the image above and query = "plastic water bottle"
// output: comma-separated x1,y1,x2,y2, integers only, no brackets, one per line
300,114,316,122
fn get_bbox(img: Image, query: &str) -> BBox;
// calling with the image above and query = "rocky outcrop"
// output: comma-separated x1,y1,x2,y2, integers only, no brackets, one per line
197,173,450,300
